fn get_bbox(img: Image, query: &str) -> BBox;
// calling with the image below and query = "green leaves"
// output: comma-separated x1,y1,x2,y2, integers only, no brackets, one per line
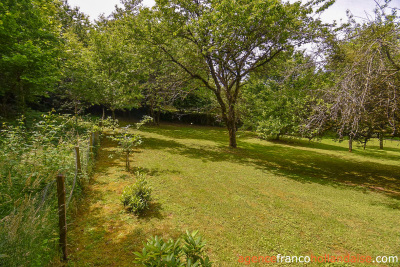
0,0,61,111
241,51,320,139
121,172,152,214
130,0,332,147
108,116,151,170
134,230,211,266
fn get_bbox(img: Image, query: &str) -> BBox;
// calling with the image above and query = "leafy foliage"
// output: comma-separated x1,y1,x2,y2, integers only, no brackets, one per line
130,0,332,147
0,112,99,266
109,116,152,170
241,51,320,140
134,230,211,267
307,2,400,149
0,0,62,115
121,172,152,215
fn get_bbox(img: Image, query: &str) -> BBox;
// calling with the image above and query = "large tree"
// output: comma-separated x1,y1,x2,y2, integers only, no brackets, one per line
58,1,96,116
90,17,143,119
131,0,332,147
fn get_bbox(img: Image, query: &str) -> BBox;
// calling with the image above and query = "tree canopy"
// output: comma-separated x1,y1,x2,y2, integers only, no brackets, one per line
128,0,333,147
0,0,61,114
1,0,399,149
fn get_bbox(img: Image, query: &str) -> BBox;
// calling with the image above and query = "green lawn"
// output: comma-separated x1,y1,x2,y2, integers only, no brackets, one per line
69,123,400,266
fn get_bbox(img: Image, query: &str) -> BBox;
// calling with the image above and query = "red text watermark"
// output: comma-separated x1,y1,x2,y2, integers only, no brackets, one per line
237,254,398,264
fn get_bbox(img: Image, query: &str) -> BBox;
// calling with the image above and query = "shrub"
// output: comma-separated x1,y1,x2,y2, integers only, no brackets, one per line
121,173,152,215
133,230,212,267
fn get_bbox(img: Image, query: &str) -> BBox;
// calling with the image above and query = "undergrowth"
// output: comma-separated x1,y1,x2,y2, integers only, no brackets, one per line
0,112,102,266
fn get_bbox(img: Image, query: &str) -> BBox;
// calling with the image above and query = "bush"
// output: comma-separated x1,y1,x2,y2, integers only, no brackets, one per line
121,173,152,215
134,230,212,267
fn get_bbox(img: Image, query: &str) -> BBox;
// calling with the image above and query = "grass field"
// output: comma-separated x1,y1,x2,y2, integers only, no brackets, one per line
68,123,400,266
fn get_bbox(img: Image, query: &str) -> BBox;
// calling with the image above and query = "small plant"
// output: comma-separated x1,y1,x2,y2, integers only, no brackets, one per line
109,127,142,171
109,116,152,171
121,173,152,215
133,230,212,266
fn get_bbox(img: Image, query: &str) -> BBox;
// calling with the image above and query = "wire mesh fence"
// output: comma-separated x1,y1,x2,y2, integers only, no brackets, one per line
0,126,101,266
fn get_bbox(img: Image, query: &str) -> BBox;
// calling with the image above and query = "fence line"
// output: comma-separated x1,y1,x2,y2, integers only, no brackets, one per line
57,173,67,261
57,130,100,261
31,130,101,261
38,131,100,206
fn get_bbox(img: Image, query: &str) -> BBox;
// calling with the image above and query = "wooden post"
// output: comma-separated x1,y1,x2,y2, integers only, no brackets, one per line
126,152,130,171
94,132,100,146
74,146,82,174
56,174,68,261
89,133,93,154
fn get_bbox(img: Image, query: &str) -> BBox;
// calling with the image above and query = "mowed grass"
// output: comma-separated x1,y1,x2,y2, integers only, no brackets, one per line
69,123,400,266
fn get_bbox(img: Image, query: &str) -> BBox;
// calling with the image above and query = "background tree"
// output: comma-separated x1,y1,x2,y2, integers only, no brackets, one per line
90,17,142,119
307,3,400,151
241,51,321,140
0,0,62,116
137,49,193,125
57,2,97,117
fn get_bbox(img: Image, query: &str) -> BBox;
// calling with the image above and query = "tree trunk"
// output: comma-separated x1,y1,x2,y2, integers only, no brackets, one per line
17,79,27,118
1,94,6,116
149,100,156,125
126,151,130,171
111,108,115,120
224,102,237,148
349,135,353,152
226,108,237,148
379,132,384,150
156,108,160,126
102,107,105,120
227,122,237,148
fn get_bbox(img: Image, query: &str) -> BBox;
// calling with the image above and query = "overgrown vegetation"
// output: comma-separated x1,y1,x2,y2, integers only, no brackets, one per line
0,112,99,266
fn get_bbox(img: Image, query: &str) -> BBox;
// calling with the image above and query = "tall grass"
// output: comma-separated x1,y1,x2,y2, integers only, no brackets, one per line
0,112,99,266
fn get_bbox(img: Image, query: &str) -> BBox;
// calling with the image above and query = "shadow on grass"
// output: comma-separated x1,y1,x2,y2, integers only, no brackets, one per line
143,124,228,144
92,135,126,174
130,166,181,177
141,128,400,200
137,202,164,221
270,137,400,162
269,137,348,152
